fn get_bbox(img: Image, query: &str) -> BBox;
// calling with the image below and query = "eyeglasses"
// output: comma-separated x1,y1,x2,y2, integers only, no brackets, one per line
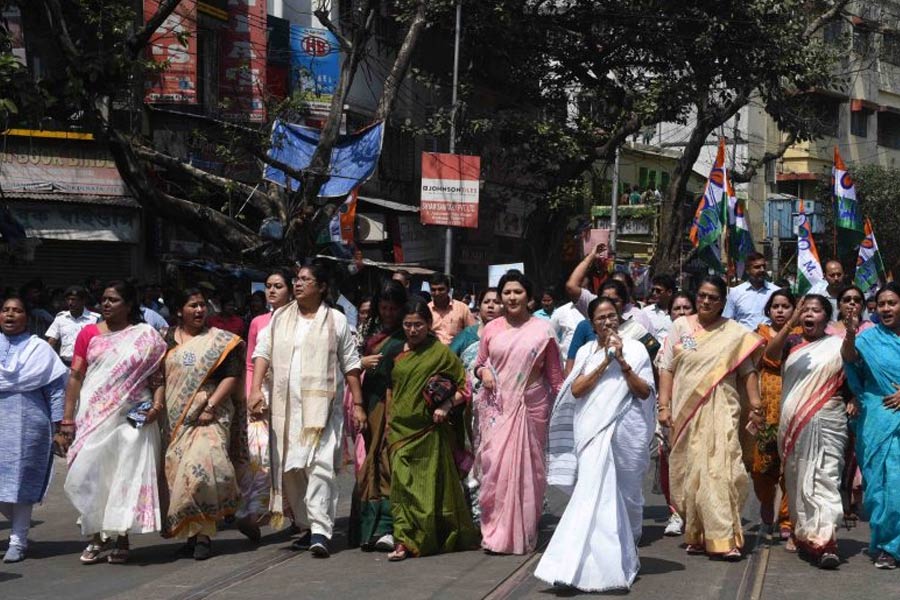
594,314,619,322
291,276,316,285
841,296,863,304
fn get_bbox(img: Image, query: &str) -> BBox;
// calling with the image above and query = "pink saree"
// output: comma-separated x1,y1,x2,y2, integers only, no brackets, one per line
474,316,563,554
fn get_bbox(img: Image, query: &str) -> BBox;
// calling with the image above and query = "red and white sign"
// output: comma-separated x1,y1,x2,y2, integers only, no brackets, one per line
220,0,267,122
420,152,480,229
143,0,197,104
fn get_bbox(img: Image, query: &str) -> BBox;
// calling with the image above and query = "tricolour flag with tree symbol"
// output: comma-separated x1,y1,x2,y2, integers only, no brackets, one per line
795,199,825,295
725,176,755,278
689,138,727,270
833,147,865,257
854,217,886,294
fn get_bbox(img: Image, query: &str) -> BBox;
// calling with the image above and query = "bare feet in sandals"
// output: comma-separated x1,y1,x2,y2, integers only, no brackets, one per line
388,543,409,561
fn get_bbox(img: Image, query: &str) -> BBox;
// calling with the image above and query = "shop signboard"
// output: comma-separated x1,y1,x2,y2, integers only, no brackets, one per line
290,25,340,112
420,152,480,228
143,0,198,104
220,0,267,122
0,139,128,196
10,202,139,243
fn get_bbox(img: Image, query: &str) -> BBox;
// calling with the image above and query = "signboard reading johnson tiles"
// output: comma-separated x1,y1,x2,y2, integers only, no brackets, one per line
420,152,480,229
143,0,198,104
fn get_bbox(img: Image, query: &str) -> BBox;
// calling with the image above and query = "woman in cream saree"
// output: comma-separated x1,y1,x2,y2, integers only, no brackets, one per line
657,276,764,559
766,295,847,569
157,288,245,560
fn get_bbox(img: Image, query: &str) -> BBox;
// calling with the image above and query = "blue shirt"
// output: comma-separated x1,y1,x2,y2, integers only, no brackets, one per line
723,280,777,330
567,319,595,361
140,306,169,332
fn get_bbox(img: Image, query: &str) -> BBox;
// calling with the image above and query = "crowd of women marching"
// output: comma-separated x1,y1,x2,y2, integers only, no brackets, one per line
1,249,899,594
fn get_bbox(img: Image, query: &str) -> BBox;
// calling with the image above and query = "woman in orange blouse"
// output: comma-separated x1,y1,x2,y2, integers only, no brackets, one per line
754,289,798,545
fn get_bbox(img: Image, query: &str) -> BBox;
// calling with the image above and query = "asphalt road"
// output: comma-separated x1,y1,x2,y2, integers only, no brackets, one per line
2,456,896,599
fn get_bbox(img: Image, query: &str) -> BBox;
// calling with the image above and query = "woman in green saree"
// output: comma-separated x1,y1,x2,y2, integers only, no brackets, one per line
386,299,480,561
349,280,408,551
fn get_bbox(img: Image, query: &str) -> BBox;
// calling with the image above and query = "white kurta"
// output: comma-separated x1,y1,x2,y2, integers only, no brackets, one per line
253,309,360,536
537,339,655,592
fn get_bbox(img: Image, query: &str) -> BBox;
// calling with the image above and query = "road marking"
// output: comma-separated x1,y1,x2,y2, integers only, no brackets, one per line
482,550,544,600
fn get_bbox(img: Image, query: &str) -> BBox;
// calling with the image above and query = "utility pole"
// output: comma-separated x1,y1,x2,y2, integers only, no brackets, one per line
610,147,619,254
444,1,462,276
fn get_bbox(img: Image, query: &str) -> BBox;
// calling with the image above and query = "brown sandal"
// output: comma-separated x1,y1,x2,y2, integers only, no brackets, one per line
108,537,129,564
388,543,409,561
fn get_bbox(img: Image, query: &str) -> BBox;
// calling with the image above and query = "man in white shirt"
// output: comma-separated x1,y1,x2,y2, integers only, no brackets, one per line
549,301,583,359
45,286,100,366
723,252,777,330
642,273,675,341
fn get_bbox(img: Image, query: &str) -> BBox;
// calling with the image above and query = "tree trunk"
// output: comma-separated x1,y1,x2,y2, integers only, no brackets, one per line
376,2,427,121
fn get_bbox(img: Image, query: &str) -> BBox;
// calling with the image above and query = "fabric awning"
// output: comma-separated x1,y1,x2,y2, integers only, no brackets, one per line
357,195,419,213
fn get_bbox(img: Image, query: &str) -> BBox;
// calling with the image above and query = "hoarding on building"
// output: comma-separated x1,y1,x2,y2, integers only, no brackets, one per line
420,152,480,229
143,0,198,104
0,139,128,197
289,25,340,112
220,0,267,122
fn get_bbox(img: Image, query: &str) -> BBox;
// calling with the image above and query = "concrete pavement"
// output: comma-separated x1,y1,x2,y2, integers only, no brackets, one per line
2,457,897,599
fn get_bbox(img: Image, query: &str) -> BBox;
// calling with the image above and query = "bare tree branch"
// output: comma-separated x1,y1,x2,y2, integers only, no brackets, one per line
127,0,184,59
132,143,277,217
39,0,79,61
804,0,851,38
376,1,427,120
732,130,798,183
314,5,352,53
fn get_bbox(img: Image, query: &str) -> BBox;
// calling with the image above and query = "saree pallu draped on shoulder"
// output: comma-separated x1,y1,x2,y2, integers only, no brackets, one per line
474,317,562,555
845,325,900,559
388,337,479,557
64,324,166,536
163,327,244,539
266,301,339,530
663,317,763,553
778,336,846,556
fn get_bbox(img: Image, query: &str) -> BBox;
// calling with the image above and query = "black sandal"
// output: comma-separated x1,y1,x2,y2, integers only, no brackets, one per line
193,537,212,561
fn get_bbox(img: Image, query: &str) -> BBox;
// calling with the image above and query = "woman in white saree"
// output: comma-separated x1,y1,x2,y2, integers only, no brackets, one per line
764,294,848,569
536,296,655,592
60,281,167,565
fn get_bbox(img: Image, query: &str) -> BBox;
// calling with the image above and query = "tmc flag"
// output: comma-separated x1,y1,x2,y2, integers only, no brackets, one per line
690,138,726,259
833,147,864,256
854,217,884,294
795,199,825,295
726,177,754,277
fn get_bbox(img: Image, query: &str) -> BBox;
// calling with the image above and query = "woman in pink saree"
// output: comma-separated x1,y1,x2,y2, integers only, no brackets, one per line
473,270,564,554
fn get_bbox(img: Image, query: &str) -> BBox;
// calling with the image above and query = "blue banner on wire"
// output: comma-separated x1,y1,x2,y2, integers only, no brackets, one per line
263,119,384,198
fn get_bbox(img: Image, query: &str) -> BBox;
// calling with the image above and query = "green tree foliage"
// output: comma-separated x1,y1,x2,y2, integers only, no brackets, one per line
849,163,900,274
458,0,848,274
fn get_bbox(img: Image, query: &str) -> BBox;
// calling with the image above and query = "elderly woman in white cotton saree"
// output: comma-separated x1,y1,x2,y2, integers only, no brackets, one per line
535,296,654,592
